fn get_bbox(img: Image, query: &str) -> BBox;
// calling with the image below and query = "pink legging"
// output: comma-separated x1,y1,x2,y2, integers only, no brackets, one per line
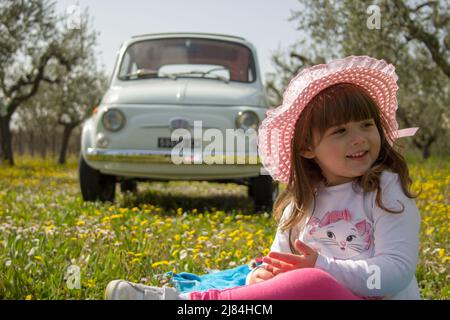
188,268,362,300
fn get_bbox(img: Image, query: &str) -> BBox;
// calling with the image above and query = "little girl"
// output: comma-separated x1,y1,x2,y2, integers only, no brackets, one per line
105,56,421,300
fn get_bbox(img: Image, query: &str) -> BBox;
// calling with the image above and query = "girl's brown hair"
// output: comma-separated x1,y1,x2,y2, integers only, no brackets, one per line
272,83,417,254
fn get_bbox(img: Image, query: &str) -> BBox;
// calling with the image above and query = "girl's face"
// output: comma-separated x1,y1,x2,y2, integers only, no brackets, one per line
302,119,381,186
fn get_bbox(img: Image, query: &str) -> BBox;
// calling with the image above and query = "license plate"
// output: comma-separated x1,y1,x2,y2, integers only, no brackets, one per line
158,137,201,148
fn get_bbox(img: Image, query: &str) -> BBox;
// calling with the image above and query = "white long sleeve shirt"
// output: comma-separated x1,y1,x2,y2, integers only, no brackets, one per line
249,171,421,300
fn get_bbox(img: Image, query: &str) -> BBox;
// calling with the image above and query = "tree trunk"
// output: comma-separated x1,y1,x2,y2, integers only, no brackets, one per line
422,145,431,159
0,115,14,165
40,133,47,159
29,131,34,157
52,126,57,158
413,134,436,160
16,130,23,156
421,138,435,160
58,124,75,164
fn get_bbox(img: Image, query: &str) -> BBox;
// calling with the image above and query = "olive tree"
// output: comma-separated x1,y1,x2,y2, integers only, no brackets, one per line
266,0,449,158
0,0,97,165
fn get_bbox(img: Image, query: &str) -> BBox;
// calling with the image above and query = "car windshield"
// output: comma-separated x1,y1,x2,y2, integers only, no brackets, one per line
118,38,256,83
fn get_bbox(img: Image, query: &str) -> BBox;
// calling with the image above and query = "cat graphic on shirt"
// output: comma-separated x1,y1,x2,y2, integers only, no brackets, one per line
304,209,372,259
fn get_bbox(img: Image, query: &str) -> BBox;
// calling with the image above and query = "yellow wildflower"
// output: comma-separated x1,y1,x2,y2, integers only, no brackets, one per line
229,230,239,238
197,236,209,242
151,260,170,268
86,279,96,288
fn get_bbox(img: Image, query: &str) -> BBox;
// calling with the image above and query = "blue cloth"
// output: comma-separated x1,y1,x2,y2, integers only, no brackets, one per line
166,264,252,293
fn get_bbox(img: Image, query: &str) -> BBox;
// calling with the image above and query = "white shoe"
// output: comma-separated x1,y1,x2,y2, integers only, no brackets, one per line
105,280,179,300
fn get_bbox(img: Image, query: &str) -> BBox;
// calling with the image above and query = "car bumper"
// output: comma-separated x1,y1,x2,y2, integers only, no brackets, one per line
84,148,264,179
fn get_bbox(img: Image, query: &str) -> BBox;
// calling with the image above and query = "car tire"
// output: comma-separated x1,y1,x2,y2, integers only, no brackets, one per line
248,175,279,212
120,180,137,194
79,155,116,202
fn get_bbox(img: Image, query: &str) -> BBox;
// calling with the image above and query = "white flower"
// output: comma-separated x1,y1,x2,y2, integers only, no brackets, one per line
28,247,37,257
179,249,188,260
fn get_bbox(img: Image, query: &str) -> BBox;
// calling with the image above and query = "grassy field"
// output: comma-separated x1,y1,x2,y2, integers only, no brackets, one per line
0,156,448,300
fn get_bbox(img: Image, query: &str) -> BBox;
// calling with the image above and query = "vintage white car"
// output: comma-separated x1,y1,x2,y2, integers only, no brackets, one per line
79,32,278,210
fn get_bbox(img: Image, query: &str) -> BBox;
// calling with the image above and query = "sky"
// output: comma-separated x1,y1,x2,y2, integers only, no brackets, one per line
54,0,303,82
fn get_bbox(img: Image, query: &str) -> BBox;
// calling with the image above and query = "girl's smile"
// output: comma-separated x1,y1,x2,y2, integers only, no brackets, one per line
346,150,368,160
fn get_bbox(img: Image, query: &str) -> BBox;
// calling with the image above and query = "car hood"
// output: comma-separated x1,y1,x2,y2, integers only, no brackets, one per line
102,79,267,106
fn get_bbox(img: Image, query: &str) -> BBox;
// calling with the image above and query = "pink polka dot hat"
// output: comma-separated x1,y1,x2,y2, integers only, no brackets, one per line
258,55,418,184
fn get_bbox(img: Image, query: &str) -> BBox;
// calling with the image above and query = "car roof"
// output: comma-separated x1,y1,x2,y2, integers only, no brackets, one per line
131,32,246,42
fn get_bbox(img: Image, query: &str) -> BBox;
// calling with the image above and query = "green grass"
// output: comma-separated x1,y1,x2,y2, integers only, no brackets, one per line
0,155,448,299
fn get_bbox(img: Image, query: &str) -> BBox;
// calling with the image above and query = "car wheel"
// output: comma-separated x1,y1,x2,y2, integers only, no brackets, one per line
120,180,137,194
79,155,116,202
248,175,279,212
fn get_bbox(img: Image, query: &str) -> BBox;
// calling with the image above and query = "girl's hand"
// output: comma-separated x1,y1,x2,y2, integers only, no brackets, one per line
262,240,319,275
248,266,276,285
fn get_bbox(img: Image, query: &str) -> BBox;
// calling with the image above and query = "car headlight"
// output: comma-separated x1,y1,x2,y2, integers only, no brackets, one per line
102,108,126,132
235,111,259,131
